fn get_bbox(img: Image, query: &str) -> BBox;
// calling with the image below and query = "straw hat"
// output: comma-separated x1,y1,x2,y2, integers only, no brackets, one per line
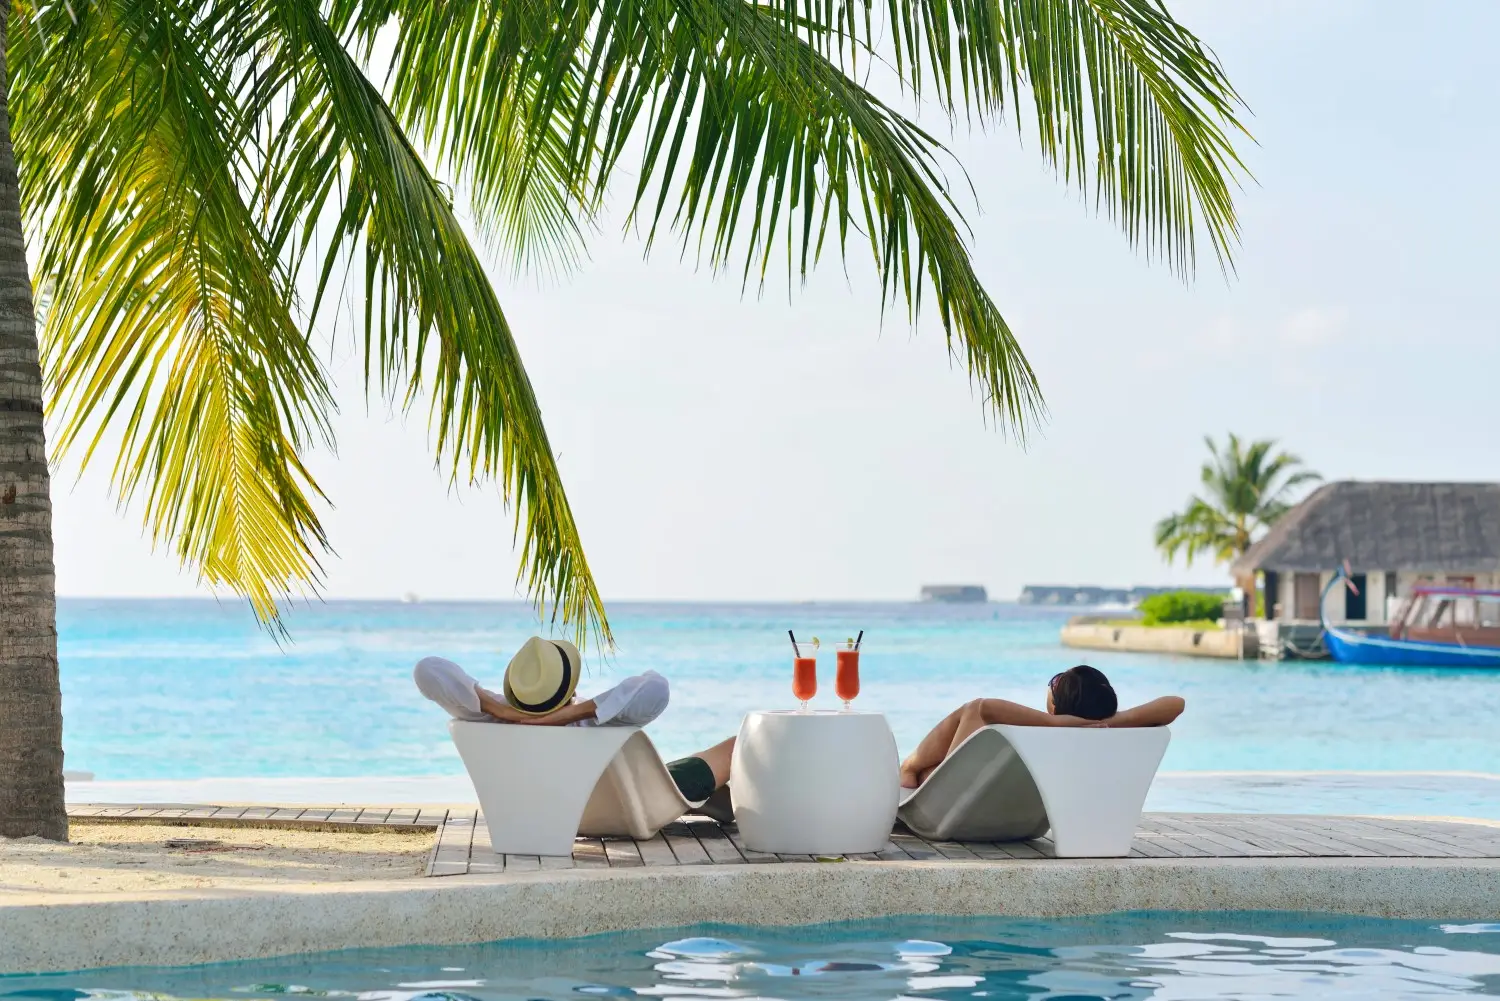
504,636,582,715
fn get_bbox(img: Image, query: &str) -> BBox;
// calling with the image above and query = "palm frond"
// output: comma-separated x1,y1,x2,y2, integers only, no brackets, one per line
379,0,1044,433
13,0,334,625
725,0,1251,274
1154,496,1234,567
256,0,609,644
368,3,593,281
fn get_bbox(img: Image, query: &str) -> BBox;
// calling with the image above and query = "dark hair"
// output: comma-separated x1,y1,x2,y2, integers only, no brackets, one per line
1049,665,1117,720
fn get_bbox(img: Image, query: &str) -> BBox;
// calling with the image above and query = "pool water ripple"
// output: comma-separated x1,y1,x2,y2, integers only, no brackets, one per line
5,914,1499,1001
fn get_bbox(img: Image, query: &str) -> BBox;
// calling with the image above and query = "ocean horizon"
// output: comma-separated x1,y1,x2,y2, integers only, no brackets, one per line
56,597,1500,819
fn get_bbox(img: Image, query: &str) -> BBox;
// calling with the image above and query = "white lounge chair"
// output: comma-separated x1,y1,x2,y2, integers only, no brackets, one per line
897,724,1170,857
449,721,702,856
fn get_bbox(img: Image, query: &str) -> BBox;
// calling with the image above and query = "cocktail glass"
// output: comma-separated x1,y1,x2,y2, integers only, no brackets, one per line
835,644,860,711
792,641,819,711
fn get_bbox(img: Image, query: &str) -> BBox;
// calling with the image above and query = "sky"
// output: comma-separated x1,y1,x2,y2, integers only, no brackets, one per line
47,0,1500,605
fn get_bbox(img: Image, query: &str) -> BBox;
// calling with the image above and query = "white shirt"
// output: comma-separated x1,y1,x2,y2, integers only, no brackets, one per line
413,656,669,727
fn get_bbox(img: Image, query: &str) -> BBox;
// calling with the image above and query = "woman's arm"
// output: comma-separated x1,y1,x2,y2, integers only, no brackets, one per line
1106,696,1186,727
976,699,1102,728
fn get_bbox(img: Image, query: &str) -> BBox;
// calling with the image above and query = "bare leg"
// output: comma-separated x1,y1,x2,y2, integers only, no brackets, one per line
944,700,990,759
899,703,969,788
692,736,736,789
687,737,738,824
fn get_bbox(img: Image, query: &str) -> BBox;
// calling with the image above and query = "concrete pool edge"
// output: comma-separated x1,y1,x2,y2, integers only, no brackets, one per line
4,857,1498,974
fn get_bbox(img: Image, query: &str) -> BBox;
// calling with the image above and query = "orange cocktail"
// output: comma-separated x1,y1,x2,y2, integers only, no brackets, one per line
791,641,819,711
835,647,860,710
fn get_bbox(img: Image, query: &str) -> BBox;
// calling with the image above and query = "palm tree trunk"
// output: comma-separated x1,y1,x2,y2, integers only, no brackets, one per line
0,4,67,841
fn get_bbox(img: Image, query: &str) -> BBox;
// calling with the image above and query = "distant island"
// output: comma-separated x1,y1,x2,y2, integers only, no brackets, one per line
1020,584,1226,606
920,585,989,603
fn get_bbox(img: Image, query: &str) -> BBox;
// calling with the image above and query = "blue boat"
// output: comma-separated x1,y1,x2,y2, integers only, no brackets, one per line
1321,572,1500,667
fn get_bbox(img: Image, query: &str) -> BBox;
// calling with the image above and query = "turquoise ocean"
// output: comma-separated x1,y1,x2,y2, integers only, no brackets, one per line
58,599,1500,818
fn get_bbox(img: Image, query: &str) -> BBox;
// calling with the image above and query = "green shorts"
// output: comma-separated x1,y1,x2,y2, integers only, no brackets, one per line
666,755,716,803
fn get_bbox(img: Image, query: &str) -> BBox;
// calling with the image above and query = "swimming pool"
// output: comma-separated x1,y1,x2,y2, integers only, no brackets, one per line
5,914,1499,1000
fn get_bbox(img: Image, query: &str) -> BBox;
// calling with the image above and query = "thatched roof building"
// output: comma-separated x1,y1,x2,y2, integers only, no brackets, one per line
1233,481,1500,623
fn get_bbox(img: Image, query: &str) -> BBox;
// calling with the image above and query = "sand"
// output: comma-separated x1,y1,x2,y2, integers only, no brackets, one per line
0,823,435,895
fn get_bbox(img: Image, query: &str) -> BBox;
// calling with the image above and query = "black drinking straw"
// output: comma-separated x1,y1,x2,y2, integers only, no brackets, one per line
788,629,799,653
855,629,864,650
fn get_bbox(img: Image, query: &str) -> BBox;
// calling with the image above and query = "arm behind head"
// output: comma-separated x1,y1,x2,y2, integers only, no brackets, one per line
1108,696,1185,727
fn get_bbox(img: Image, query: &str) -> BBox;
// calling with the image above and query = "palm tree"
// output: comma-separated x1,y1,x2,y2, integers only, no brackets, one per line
1155,434,1322,567
0,0,1250,838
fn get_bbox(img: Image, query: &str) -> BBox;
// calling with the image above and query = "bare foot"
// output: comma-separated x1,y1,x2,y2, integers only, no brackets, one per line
899,763,923,789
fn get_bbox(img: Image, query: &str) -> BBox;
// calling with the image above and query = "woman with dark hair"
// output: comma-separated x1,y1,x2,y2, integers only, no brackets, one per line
897,665,1184,789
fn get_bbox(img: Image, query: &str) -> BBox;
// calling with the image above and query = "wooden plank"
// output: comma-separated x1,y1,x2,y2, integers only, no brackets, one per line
572,838,612,868
68,805,110,818
1236,817,1382,858
661,823,713,865
1197,819,1310,856
990,840,1046,859
929,840,983,861
352,808,393,825
875,839,916,862
1150,816,1275,857
386,808,421,826
467,823,503,874
688,821,745,864
286,808,328,822
1126,836,1179,859
1366,818,1490,857
1177,817,1293,856
1028,836,1058,858
414,808,450,828
1388,819,1500,852
1292,816,1451,858
235,807,277,821
1129,833,1193,858
1386,822,1500,854
634,834,680,867
265,808,308,823
1147,831,1217,857
326,808,361,824
889,832,942,860
1319,817,1468,858
426,814,476,877
602,838,644,867
503,855,541,872
539,854,577,870
963,842,1026,861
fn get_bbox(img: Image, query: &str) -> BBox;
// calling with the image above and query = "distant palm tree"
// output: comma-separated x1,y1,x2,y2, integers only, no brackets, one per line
0,1,1251,838
1155,435,1322,567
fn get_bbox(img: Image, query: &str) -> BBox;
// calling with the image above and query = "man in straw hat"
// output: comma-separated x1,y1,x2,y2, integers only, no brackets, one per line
414,638,734,815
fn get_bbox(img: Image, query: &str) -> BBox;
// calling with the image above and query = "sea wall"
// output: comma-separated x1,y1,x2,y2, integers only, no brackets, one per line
1061,618,1255,659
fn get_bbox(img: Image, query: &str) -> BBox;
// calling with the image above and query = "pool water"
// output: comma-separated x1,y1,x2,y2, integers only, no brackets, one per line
6,914,1500,999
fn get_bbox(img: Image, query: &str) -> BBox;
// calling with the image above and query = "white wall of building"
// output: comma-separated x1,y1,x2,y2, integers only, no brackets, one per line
1276,569,1500,626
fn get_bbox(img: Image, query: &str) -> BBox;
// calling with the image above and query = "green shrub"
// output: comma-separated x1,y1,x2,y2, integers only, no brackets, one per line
1138,591,1227,625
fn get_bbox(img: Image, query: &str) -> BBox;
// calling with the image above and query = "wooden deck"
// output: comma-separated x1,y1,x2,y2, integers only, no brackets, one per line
67,805,1500,878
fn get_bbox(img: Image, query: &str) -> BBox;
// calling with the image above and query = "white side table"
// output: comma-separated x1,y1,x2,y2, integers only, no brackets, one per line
730,710,899,855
